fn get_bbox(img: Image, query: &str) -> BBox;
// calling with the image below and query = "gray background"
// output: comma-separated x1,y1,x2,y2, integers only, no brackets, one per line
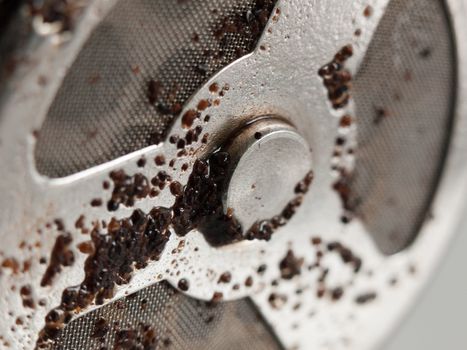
383,227,467,349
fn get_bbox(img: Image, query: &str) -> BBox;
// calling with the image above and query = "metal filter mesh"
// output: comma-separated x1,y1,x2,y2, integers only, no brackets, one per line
49,281,282,350
33,0,456,345
351,0,455,254
35,0,275,178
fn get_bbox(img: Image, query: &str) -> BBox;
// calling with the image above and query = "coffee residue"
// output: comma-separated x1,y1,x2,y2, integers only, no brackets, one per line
318,45,353,109
41,232,74,287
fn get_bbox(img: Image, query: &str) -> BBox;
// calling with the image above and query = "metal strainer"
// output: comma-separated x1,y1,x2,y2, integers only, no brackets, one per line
0,0,466,349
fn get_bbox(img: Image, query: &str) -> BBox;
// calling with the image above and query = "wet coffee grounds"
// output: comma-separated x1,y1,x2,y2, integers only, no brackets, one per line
318,45,353,109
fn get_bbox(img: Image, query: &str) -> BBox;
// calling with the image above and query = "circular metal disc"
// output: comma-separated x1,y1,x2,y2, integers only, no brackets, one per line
0,0,466,349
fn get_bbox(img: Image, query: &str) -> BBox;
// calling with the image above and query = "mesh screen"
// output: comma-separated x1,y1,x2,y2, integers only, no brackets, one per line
351,0,455,254
35,0,276,178
49,281,282,350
